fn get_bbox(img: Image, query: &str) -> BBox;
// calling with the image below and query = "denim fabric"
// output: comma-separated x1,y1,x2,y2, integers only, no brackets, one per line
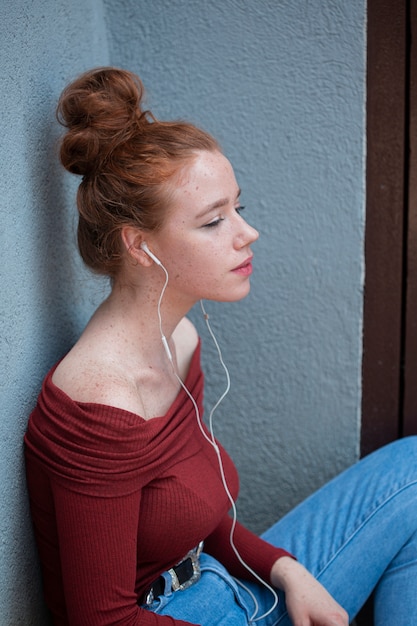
144,554,252,625
144,437,417,625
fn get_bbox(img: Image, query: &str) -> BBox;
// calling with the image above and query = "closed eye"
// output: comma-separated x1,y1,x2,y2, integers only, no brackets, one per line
201,206,246,229
202,217,225,229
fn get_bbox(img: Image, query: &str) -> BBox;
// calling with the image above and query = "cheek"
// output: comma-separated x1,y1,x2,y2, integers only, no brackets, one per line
168,252,223,291
172,261,211,284
166,241,206,273
163,236,224,286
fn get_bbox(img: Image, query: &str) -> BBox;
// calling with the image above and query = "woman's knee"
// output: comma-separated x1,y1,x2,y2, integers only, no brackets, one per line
364,436,417,492
374,436,417,465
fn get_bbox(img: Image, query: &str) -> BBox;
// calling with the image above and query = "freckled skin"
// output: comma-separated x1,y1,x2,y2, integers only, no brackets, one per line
51,150,259,419
147,150,259,309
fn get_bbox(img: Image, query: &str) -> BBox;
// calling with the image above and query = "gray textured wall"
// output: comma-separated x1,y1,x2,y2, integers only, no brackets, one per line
1,0,366,622
1,1,110,623
103,0,366,529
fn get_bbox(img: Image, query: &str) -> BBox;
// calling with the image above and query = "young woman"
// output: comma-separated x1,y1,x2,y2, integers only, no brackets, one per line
25,67,417,626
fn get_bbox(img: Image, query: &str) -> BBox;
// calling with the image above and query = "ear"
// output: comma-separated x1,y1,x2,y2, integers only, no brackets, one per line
121,226,153,267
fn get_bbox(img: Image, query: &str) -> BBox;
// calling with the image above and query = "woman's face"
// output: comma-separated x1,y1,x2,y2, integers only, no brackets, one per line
150,150,259,307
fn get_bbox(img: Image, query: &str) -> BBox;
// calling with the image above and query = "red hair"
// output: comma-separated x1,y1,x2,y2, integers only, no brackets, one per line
57,67,219,277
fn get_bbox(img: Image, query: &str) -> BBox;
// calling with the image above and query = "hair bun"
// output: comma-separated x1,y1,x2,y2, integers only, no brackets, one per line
57,67,147,176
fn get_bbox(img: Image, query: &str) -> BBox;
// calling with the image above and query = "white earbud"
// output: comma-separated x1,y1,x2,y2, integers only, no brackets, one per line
140,241,163,266
140,241,172,362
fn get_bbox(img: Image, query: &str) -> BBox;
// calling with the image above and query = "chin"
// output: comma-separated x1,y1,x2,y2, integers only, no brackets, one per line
220,285,252,303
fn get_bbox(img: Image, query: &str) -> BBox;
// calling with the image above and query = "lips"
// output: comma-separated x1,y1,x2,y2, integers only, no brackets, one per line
233,256,253,270
232,256,253,275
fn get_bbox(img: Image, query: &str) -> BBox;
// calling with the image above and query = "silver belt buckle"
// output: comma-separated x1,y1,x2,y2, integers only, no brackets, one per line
144,589,155,606
168,540,203,592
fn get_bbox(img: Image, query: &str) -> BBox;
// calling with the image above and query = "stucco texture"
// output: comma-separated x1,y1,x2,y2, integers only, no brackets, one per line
1,0,366,622
103,0,366,526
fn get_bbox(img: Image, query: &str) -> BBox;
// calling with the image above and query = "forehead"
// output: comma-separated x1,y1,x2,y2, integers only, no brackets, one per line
169,150,239,210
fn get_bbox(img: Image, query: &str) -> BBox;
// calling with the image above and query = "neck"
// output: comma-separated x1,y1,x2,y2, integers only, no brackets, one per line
92,277,192,365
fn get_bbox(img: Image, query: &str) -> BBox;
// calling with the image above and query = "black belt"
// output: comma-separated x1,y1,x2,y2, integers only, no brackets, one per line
144,542,203,606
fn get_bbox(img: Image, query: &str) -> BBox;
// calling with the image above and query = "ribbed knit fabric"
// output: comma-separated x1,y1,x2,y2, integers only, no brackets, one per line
24,340,290,625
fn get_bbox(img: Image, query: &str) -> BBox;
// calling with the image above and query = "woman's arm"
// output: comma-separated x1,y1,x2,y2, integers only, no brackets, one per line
204,514,348,626
270,557,349,626
203,514,292,583
41,478,195,626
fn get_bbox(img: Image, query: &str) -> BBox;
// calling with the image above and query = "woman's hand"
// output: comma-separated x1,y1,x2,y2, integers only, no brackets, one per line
270,557,349,626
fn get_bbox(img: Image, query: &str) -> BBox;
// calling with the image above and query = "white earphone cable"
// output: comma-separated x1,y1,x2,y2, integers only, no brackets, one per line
152,258,279,621
198,300,279,622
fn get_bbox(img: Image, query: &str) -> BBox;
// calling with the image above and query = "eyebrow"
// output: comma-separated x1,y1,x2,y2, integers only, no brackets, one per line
195,188,241,220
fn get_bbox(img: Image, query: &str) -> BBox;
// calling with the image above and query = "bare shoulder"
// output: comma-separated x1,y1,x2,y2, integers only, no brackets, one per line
51,345,125,406
51,316,200,413
173,317,199,372
173,316,198,347
52,347,158,417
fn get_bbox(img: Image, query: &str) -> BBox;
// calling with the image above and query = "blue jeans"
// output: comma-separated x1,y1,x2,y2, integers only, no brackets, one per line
144,437,417,625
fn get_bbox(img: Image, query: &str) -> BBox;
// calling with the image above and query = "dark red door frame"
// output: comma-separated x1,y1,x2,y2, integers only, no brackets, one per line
402,0,417,436
361,0,416,458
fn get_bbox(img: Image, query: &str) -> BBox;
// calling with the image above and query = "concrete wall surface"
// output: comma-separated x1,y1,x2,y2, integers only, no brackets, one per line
0,0,366,622
103,0,366,526
0,1,110,623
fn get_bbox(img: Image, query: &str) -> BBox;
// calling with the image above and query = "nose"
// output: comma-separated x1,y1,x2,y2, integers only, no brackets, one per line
234,216,259,248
